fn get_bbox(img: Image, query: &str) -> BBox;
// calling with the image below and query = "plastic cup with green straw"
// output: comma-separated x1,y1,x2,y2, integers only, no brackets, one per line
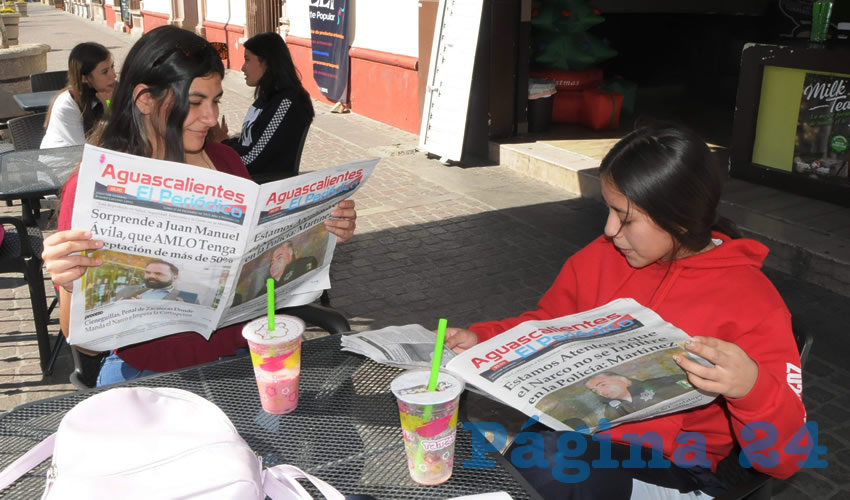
414,318,448,468
266,278,275,331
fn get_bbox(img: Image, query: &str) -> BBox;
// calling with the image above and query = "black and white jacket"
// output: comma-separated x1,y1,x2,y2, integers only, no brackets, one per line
223,88,313,183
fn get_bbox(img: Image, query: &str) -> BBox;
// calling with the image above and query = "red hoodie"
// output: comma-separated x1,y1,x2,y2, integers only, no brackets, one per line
469,233,807,479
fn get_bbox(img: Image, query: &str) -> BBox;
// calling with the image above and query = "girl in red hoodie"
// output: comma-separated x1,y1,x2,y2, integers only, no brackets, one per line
446,123,808,498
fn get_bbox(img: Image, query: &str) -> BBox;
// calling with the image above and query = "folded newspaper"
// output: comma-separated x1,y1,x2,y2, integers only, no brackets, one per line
342,298,717,433
68,144,377,350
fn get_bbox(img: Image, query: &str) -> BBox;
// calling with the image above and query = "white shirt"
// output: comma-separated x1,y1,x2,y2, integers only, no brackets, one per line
40,90,86,148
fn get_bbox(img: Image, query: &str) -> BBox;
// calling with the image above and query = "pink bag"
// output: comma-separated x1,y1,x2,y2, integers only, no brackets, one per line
0,387,344,499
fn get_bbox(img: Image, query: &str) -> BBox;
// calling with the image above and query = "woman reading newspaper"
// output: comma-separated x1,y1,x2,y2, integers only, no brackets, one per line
444,123,808,499
41,26,357,386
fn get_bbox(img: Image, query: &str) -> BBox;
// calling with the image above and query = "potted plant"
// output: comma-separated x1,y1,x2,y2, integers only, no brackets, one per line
0,8,19,46
14,1,27,17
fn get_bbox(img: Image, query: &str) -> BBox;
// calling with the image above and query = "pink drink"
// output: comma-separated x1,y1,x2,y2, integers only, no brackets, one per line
391,370,465,485
242,316,304,414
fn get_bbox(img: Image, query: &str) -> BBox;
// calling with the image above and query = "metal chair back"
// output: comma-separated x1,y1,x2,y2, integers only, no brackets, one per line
7,112,47,150
0,217,57,375
30,70,68,93
249,120,311,184
292,120,311,176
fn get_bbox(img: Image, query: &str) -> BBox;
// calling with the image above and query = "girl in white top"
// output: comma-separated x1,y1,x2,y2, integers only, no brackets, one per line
41,42,116,148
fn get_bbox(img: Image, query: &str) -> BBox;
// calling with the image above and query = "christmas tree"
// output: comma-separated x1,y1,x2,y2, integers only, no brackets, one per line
531,0,617,70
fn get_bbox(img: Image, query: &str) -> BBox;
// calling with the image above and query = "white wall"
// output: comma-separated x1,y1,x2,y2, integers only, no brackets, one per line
205,0,246,27
287,0,419,58
288,0,312,37
142,0,172,14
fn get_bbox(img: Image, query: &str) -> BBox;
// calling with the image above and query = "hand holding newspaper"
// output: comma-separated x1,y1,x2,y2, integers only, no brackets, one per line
342,299,717,433
68,144,377,350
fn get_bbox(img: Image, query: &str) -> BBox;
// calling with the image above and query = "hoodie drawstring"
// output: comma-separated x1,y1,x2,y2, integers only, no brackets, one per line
648,265,683,309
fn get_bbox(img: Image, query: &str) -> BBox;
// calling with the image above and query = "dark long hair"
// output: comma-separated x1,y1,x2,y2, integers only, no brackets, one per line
45,42,111,134
89,26,224,162
243,32,314,118
599,122,740,255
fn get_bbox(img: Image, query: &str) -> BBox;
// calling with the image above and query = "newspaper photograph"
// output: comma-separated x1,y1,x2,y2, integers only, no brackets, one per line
342,299,716,433
68,144,376,350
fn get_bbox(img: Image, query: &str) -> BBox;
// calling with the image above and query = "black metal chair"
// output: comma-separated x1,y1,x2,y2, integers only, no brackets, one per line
7,113,47,150
278,302,351,334
30,70,68,93
69,345,106,389
0,216,62,375
250,121,311,184
6,113,49,223
1,144,16,210
714,325,814,500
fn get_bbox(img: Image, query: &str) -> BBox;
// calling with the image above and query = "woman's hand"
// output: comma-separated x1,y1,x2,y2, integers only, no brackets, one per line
208,116,229,143
325,199,357,242
42,230,104,293
674,336,759,399
442,328,479,353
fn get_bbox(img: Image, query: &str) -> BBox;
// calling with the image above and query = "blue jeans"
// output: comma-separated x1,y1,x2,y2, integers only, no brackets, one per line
96,352,158,387
96,348,251,387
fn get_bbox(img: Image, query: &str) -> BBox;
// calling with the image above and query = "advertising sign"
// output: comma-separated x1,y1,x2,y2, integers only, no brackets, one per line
308,0,350,103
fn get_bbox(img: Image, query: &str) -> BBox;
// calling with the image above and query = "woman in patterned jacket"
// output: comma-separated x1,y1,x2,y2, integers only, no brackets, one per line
214,32,314,183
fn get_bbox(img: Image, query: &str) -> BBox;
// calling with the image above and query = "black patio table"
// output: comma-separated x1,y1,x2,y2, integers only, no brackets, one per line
13,91,60,113
0,334,542,499
0,145,82,224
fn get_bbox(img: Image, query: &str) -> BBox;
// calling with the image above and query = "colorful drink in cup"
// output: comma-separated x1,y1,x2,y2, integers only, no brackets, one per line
391,369,465,485
242,315,304,414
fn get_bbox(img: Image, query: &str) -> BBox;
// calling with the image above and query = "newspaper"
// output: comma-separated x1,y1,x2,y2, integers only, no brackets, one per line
341,324,458,368
343,299,717,433
68,144,377,350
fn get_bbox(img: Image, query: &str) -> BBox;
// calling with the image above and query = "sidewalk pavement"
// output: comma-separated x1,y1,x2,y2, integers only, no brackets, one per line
2,5,850,498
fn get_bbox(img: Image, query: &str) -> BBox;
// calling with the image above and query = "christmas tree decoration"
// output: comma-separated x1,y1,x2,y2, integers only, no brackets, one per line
531,0,615,70
527,0,630,131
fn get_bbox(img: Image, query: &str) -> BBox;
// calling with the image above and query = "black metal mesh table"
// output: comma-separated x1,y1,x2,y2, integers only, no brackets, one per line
0,335,540,499
0,146,82,201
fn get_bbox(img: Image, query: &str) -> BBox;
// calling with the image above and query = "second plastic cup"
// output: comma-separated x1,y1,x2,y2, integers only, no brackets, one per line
391,369,465,485
242,315,305,414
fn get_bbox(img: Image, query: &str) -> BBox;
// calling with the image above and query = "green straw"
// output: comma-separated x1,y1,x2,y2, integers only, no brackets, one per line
266,278,275,331
428,318,448,390
415,318,448,469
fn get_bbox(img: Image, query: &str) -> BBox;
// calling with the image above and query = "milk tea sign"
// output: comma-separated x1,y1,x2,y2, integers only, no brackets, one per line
308,0,350,103
794,73,850,180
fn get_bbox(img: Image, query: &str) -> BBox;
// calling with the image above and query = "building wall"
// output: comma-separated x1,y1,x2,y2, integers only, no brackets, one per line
287,0,423,133
143,0,172,14
288,0,419,57
142,0,172,32
104,3,117,28
203,0,246,69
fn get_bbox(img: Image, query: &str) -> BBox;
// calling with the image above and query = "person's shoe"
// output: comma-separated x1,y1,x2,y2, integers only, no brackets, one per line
330,102,350,114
